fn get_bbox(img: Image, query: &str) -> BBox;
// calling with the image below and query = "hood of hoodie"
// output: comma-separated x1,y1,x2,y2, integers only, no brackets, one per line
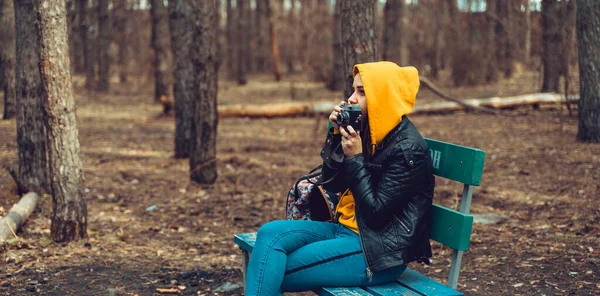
353,62,420,151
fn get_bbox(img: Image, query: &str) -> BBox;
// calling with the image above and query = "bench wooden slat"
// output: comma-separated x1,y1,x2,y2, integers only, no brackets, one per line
430,204,474,251
425,138,485,186
234,233,256,253
364,282,421,295
396,268,463,296
319,287,375,296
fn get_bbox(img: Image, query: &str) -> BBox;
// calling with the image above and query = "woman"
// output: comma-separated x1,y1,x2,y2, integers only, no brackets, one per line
245,61,435,295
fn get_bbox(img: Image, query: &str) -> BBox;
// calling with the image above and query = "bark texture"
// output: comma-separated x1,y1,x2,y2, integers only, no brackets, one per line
76,0,95,89
168,0,195,158
226,0,234,77
14,0,48,194
114,0,128,83
265,0,281,81
340,0,378,100
541,0,562,92
96,0,110,91
190,0,219,184
1,0,16,119
34,0,87,242
150,0,170,102
382,0,403,65
236,0,248,85
327,0,344,91
576,0,600,143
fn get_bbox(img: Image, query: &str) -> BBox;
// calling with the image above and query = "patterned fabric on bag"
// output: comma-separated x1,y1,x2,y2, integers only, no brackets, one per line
286,177,339,221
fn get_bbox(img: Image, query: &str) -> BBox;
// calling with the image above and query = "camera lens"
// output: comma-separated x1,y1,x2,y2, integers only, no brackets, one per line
337,111,350,127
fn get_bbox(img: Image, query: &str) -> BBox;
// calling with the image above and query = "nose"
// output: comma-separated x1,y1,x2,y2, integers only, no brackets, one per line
348,95,359,105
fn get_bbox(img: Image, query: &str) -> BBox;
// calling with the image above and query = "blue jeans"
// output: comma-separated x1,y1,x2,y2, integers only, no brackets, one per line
245,220,406,295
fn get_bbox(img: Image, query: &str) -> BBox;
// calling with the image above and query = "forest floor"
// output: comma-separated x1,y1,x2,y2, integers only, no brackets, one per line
0,70,599,296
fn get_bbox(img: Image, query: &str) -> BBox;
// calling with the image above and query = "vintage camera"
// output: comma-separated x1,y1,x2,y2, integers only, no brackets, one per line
337,105,362,131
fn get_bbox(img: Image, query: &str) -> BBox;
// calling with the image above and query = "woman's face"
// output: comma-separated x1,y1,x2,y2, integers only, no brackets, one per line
348,73,367,117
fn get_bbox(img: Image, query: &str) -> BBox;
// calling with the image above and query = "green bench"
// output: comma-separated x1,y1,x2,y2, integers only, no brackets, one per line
234,138,485,295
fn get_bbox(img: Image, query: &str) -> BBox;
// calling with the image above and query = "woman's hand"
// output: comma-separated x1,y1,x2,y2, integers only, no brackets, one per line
328,101,346,130
339,125,362,157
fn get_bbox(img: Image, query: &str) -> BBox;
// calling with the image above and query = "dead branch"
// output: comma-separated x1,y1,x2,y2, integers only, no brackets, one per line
0,192,40,243
418,76,502,115
5,166,25,196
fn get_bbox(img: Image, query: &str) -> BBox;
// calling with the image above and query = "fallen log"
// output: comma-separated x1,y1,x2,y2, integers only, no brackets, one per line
0,192,40,243
217,93,579,118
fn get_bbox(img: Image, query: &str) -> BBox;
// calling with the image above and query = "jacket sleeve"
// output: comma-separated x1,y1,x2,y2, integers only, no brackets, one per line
343,140,431,229
321,128,347,193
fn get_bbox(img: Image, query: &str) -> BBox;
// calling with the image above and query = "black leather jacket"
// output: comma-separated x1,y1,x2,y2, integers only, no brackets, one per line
321,116,434,274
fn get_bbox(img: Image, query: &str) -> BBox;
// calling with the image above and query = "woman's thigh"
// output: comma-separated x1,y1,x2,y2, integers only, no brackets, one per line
280,228,405,292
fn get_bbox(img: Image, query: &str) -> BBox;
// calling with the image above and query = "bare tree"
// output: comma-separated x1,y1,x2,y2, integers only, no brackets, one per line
255,0,267,72
523,0,532,66
34,0,87,241
226,0,235,77
96,0,110,91
576,0,600,142
340,0,378,99
168,0,195,158
265,0,282,81
327,0,344,91
382,0,403,65
236,0,248,85
541,0,562,92
150,0,171,104
114,0,128,83
0,0,16,119
190,0,219,184
76,0,95,89
14,0,48,194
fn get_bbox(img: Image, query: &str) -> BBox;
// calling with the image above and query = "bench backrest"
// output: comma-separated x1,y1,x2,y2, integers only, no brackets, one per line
424,138,485,289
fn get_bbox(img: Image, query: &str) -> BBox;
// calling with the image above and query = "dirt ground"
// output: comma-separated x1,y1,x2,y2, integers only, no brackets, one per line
0,70,599,296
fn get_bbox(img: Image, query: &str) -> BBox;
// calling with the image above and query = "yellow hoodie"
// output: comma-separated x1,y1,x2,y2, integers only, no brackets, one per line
336,61,420,233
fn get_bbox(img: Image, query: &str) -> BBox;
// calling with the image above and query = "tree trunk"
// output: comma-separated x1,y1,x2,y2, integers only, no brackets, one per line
327,0,344,91
226,0,234,77
255,0,267,72
286,0,296,73
190,0,219,184
300,0,311,71
485,0,498,82
265,0,281,81
1,0,16,120
245,0,253,73
340,0,378,100
150,0,170,102
35,0,87,242
114,0,128,83
96,0,110,91
524,0,531,66
541,0,562,92
430,0,442,80
382,0,402,65
65,1,82,74
576,0,600,143
14,0,48,194
76,0,95,90
168,0,195,159
236,0,248,85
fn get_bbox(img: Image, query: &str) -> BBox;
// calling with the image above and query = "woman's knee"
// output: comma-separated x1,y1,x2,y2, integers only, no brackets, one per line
256,220,291,239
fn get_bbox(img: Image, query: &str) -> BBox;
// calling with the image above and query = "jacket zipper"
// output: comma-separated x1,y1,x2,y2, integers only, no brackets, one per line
354,205,373,282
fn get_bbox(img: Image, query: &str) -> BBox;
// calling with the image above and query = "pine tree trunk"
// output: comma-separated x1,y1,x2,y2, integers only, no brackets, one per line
340,0,378,99
245,1,253,73
266,0,281,81
76,0,95,90
236,0,247,85
255,0,266,72
114,0,128,83
327,0,344,91
34,0,87,242
541,0,562,92
150,0,170,102
168,0,195,158
485,0,498,82
382,0,402,65
66,1,82,74
226,0,235,78
576,0,600,143
96,0,110,91
14,0,48,194
1,0,16,120
430,0,442,80
524,0,531,66
286,0,296,73
190,0,219,184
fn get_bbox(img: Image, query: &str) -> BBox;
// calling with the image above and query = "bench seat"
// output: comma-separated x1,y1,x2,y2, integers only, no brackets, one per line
234,233,463,296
